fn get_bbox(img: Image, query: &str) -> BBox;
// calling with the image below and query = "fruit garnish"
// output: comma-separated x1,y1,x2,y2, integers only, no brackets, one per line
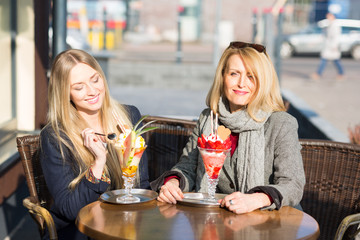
197,111,231,151
217,125,231,141
198,133,231,150
119,115,158,166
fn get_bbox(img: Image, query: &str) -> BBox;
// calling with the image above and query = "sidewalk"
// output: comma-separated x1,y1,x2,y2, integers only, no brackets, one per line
108,42,359,141
281,56,359,141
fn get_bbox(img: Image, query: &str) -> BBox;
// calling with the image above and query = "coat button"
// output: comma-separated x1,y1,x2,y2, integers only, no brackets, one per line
229,183,234,189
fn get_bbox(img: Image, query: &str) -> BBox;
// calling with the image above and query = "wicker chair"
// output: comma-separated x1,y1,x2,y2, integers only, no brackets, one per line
335,213,360,240
300,139,360,240
16,135,57,240
142,116,197,182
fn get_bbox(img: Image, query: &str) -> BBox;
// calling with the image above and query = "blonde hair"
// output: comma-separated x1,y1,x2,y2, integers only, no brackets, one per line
206,46,286,121
47,49,132,190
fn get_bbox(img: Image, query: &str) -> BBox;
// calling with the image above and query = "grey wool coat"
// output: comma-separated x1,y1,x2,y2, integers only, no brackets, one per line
172,108,306,210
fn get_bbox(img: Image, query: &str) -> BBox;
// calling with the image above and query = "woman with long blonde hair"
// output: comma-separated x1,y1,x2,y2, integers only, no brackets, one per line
152,42,305,214
40,49,149,239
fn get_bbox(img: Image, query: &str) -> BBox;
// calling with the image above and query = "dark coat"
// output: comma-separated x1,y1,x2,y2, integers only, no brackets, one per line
40,105,149,240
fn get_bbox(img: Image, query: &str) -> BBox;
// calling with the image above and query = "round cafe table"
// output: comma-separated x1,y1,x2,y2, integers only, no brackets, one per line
76,199,319,240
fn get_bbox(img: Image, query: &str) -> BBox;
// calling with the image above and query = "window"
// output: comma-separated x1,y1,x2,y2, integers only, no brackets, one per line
0,0,17,164
342,26,360,34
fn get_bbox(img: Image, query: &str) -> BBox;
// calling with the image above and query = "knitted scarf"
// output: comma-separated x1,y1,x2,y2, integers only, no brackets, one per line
218,96,271,192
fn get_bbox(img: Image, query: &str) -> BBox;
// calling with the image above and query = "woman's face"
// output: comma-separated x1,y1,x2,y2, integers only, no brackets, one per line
69,63,105,117
223,54,256,113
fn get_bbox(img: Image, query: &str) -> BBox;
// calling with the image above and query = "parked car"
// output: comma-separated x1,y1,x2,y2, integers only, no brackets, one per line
281,19,360,60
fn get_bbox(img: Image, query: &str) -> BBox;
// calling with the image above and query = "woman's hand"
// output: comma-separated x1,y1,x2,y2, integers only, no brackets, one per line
81,128,107,178
157,202,179,218
220,192,271,214
222,210,270,231
157,178,184,204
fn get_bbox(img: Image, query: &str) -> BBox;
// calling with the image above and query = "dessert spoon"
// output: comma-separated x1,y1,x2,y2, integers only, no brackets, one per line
95,132,117,140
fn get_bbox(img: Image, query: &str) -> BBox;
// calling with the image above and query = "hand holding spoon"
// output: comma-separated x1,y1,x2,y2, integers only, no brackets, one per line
95,132,117,140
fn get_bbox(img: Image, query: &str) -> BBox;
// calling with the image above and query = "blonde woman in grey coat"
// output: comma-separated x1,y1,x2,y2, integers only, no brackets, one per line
151,41,306,214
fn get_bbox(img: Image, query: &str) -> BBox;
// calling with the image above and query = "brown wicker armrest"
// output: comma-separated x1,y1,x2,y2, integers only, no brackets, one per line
23,196,58,240
334,213,360,240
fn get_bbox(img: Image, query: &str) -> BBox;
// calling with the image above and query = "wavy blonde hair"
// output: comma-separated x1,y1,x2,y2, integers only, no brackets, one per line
47,49,132,190
206,45,286,121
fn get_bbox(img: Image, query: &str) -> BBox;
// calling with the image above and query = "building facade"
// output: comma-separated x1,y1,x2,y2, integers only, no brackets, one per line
138,0,278,44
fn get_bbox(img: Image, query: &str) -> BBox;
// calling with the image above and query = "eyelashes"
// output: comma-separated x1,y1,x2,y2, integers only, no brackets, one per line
229,71,254,81
72,75,101,91
93,76,99,83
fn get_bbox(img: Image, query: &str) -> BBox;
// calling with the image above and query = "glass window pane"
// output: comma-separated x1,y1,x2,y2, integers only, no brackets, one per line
0,0,13,125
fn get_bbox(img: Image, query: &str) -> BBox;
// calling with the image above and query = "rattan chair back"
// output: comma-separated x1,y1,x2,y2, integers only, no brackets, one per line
142,116,197,182
300,139,360,240
17,135,55,239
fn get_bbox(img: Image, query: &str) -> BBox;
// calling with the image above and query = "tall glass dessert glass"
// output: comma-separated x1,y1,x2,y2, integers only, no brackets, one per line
111,114,157,204
115,145,147,203
198,147,230,203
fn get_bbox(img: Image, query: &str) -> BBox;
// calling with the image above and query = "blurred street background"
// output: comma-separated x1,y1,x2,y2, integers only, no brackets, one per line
1,0,360,239
108,42,360,139
61,0,360,139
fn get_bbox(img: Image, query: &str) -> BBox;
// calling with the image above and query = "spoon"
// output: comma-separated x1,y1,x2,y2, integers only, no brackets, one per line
95,132,117,140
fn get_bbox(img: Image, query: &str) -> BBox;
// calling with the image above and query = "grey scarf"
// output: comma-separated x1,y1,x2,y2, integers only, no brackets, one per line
218,96,271,192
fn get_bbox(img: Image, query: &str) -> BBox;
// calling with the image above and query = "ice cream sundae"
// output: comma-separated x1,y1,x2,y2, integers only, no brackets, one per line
197,111,231,202
112,112,157,203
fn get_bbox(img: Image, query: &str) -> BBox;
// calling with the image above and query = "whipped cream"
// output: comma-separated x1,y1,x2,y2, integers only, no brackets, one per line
203,133,224,143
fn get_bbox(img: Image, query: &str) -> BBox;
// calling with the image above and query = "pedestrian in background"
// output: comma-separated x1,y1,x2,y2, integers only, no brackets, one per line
311,12,345,80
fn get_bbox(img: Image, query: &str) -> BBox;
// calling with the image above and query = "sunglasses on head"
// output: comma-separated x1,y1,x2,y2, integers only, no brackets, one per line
228,41,266,54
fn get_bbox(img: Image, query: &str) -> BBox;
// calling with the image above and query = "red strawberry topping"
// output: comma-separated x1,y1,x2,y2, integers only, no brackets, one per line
198,133,231,151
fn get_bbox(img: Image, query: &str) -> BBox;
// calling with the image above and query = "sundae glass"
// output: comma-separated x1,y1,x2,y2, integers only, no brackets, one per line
113,115,157,203
198,146,230,202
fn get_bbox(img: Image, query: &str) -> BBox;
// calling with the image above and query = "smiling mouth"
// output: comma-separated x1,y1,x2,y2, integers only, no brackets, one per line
233,90,248,95
86,94,100,104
